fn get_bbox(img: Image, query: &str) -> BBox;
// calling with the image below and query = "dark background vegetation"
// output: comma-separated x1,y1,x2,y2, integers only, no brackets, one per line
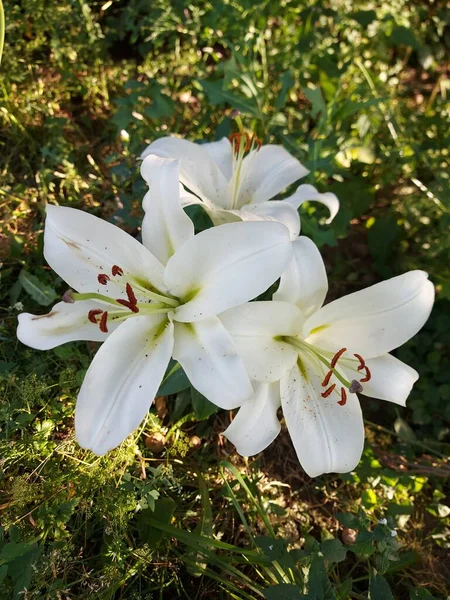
0,1,449,598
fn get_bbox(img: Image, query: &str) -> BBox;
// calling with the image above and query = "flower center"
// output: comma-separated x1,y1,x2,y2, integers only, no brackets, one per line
64,264,179,333
284,337,372,406
227,131,262,210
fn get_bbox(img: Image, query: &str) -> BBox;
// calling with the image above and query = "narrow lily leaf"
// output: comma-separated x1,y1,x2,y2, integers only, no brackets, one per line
18,270,58,306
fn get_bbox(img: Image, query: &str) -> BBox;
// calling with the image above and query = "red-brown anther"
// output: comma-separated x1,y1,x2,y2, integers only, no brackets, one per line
111,265,123,276
116,299,139,313
99,311,108,333
353,353,366,370
88,309,103,324
359,366,372,383
98,274,110,285
126,282,137,306
229,132,251,153
338,388,347,406
252,134,262,150
321,384,336,398
321,370,333,387
331,347,347,369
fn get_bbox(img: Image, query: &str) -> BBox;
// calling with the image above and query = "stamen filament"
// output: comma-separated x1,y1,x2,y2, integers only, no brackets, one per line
73,292,122,306
129,281,179,307
285,337,354,390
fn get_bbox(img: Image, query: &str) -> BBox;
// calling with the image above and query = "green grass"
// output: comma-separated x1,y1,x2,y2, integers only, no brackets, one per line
0,1,449,598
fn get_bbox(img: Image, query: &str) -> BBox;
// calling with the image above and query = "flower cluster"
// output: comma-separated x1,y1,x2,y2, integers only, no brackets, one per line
18,134,434,476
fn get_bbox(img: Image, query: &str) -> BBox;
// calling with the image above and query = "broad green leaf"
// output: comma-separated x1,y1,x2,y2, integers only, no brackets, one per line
158,362,191,396
307,554,335,600
0,541,37,563
136,498,176,546
350,10,377,27
200,79,259,116
369,572,395,600
275,70,295,110
18,270,58,306
320,539,347,564
302,86,326,119
191,388,218,420
255,536,295,568
389,25,420,50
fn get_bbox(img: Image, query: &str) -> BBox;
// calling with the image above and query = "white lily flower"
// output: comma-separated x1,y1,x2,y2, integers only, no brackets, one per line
141,135,339,240
17,155,293,455
220,237,434,477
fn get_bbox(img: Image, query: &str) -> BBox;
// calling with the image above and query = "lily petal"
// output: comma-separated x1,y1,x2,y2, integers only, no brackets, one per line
238,145,309,205
305,271,435,358
44,205,167,297
239,200,301,240
281,358,364,477
223,383,281,455
17,300,120,350
141,155,194,265
75,315,174,455
274,236,328,317
284,184,340,224
141,137,229,207
220,301,303,382
346,354,418,407
166,221,292,322
172,317,253,409
202,138,233,180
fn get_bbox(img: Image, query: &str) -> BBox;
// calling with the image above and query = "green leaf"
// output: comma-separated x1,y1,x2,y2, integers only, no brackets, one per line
409,588,437,600
199,79,259,116
335,579,353,600
136,498,175,546
18,270,58,306
307,554,335,600
0,541,37,563
158,362,191,396
336,513,359,530
352,531,375,558
144,82,176,119
255,536,295,568
350,10,377,27
0,361,17,375
191,388,218,420
302,86,326,119
389,25,420,49
263,584,306,600
320,539,347,564
275,70,295,110
369,572,395,600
